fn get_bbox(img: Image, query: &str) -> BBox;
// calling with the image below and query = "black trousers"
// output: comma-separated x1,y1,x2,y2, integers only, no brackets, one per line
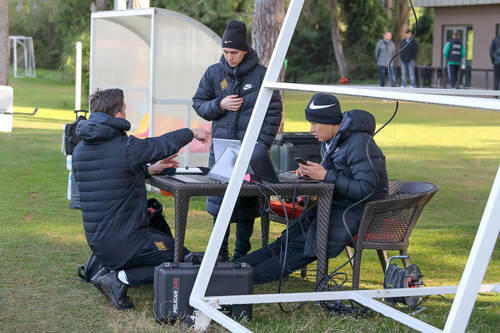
447,64,460,88
235,207,353,284
118,229,189,286
494,64,500,91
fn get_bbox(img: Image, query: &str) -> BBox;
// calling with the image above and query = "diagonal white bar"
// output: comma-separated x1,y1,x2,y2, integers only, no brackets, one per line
190,2,306,330
264,82,500,111
444,166,500,333
351,294,442,333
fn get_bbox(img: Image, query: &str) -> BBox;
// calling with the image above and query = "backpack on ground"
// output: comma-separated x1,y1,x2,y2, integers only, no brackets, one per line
64,110,88,155
77,253,103,282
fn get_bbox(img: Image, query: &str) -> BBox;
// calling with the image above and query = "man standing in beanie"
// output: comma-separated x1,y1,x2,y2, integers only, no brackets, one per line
193,20,282,260
235,94,388,284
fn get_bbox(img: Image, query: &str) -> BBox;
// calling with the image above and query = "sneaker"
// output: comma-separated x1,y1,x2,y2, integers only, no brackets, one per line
98,271,134,310
90,267,110,296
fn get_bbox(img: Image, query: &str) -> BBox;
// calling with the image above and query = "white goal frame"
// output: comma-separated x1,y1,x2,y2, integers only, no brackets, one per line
189,1,500,332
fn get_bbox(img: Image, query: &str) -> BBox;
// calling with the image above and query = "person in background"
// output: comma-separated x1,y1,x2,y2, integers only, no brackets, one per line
235,93,388,284
72,88,209,310
443,31,465,89
192,20,282,260
375,31,396,87
400,30,418,88
489,34,500,91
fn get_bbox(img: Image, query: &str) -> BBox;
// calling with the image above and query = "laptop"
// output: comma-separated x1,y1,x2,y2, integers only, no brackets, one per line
249,143,319,183
169,139,242,183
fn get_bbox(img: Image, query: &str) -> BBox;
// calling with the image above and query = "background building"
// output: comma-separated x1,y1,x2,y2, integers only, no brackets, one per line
415,0,500,88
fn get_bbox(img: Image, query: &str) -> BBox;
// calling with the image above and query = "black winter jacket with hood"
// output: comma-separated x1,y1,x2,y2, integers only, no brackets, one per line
192,48,282,219
72,112,193,269
303,109,388,257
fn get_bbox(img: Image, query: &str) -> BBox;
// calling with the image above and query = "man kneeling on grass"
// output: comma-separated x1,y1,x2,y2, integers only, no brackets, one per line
235,93,388,284
72,88,209,309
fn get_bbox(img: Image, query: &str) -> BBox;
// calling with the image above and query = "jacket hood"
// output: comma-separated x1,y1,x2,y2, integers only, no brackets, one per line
219,48,259,77
76,112,130,143
332,109,375,145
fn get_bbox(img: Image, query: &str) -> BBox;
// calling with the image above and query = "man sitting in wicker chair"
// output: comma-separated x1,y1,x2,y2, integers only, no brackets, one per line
235,93,389,284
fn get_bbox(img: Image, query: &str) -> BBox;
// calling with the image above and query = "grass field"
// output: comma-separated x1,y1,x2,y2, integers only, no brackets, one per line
0,72,499,332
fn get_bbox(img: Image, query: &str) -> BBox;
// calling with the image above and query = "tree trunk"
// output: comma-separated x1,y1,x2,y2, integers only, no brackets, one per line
329,0,348,79
127,0,149,9
395,0,408,45
252,0,285,130
0,0,8,85
91,0,110,12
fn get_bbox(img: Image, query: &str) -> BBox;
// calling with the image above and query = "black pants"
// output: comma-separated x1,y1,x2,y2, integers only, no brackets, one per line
119,229,189,286
218,217,255,258
447,64,460,88
494,64,500,91
235,207,353,284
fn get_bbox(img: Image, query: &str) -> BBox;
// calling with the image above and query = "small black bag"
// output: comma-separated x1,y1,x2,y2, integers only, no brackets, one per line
64,110,88,155
147,198,173,238
77,253,103,282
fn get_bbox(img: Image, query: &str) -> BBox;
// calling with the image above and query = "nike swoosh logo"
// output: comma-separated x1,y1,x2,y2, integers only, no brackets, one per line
309,100,337,110
243,84,253,91
224,40,232,44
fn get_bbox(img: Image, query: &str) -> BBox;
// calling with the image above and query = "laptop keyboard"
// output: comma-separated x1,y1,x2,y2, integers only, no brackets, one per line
170,174,221,184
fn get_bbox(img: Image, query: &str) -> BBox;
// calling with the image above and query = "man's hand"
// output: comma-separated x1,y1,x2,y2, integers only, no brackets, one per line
296,161,327,181
191,128,210,143
220,94,243,111
148,154,179,175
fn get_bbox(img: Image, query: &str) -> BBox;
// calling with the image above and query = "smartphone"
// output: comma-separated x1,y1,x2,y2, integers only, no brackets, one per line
294,157,307,165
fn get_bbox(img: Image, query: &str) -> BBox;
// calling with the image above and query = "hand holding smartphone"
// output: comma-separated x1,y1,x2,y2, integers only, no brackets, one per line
294,157,307,165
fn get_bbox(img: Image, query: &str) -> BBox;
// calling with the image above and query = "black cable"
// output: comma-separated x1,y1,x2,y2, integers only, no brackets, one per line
253,179,309,313
388,0,419,87
315,0,417,311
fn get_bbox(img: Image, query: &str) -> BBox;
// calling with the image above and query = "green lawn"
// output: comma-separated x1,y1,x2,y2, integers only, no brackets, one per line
0,72,499,332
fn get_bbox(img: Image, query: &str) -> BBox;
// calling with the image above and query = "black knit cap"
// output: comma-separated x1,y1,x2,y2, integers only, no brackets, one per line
305,93,342,125
222,20,248,51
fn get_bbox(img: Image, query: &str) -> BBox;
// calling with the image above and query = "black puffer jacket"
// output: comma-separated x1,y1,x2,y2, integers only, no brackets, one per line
72,112,193,269
303,109,388,257
193,48,282,219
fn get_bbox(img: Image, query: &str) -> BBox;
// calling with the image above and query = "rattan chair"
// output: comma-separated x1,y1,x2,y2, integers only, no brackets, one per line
264,181,438,288
346,180,439,289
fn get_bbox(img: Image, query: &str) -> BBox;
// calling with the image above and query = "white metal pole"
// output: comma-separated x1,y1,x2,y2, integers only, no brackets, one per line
13,39,18,78
89,17,95,99
75,42,82,111
190,0,306,328
148,12,156,137
443,165,500,333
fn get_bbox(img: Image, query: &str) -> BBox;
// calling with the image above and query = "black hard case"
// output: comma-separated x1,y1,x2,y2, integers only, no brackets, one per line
154,261,253,324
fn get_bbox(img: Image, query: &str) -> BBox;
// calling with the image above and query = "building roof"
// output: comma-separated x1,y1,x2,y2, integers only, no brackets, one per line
414,0,500,7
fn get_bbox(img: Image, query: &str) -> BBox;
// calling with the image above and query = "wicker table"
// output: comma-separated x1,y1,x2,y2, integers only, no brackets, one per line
148,175,334,282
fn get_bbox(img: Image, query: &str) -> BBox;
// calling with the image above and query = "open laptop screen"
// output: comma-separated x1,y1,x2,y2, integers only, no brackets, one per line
249,143,279,183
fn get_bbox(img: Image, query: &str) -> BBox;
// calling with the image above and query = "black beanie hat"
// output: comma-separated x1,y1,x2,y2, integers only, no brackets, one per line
305,93,342,125
222,20,248,51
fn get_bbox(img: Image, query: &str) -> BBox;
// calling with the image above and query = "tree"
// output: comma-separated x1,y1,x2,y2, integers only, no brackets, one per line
251,0,285,129
0,0,8,85
329,0,347,79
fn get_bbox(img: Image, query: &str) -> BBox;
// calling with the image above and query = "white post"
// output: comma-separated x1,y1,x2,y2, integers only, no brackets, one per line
148,12,156,137
13,39,18,78
444,165,500,332
75,42,82,111
115,0,127,10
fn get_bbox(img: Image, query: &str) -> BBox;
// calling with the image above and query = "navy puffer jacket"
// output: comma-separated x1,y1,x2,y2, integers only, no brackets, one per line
303,109,388,257
72,112,193,269
193,48,282,219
